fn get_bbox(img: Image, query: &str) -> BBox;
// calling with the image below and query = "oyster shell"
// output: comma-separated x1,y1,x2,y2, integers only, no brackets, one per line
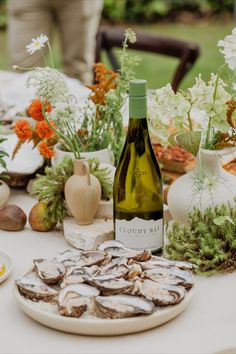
125,263,143,281
91,295,155,319
98,241,151,262
16,271,58,302
143,267,194,289
140,256,197,271
98,258,130,278
86,275,133,295
138,279,186,306
58,283,100,317
61,265,99,287
54,249,82,267
77,251,107,267
33,259,66,284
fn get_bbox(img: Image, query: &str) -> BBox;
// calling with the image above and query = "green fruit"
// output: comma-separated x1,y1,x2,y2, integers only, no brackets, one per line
29,202,57,232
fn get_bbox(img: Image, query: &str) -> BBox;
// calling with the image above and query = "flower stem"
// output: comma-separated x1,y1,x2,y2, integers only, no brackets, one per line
47,42,55,68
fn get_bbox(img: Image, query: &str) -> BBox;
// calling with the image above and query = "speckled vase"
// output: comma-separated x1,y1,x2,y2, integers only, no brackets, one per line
167,148,236,225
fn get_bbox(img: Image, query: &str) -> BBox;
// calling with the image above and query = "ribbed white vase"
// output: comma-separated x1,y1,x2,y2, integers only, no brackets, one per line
167,148,236,225
51,144,114,166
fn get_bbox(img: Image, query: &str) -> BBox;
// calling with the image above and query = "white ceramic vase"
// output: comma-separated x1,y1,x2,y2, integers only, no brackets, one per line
51,144,114,166
167,148,236,225
0,181,10,207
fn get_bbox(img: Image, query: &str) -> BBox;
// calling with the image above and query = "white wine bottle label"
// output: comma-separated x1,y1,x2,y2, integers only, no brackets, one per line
115,217,163,251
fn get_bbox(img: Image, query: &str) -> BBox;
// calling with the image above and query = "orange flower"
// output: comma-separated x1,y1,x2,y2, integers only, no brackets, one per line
86,63,117,105
28,99,52,121
14,120,32,141
36,120,55,139
38,141,55,158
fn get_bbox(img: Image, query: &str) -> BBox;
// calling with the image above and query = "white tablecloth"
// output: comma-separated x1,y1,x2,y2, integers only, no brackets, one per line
1,190,236,354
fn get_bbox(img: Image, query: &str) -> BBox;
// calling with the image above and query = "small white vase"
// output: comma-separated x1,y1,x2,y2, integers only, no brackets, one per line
0,181,10,207
51,144,114,166
167,148,236,225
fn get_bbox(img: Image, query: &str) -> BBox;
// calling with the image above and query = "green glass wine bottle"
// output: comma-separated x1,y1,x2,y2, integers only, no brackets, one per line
113,79,163,252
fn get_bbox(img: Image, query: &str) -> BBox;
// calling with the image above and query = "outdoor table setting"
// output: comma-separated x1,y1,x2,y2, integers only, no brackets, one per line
1,27,236,354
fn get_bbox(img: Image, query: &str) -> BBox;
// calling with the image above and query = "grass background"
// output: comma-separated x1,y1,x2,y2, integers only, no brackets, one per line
0,20,234,89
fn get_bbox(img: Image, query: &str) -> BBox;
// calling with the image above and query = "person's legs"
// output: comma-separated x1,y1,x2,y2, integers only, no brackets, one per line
8,0,53,69
55,0,103,84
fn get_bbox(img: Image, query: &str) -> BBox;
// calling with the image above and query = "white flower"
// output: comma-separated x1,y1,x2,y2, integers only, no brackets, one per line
218,27,236,70
26,33,49,55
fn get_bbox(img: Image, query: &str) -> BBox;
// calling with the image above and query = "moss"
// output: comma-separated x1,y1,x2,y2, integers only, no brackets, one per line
165,201,236,275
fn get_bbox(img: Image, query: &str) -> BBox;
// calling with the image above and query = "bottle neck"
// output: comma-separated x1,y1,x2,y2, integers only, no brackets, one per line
129,95,147,119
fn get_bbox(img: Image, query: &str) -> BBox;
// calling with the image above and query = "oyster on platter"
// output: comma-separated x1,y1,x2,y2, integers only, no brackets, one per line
137,279,186,306
91,295,154,319
16,241,195,320
98,241,151,262
33,259,66,284
61,265,99,287
143,267,194,289
86,275,133,296
139,256,197,271
58,283,100,317
16,271,58,302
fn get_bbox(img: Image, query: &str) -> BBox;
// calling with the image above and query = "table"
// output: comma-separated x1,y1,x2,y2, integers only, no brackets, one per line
1,189,236,354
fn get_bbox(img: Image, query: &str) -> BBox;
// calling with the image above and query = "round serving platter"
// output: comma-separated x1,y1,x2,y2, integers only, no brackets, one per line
14,278,194,336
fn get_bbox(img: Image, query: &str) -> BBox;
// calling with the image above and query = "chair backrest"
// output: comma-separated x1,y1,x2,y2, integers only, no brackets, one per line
95,26,200,92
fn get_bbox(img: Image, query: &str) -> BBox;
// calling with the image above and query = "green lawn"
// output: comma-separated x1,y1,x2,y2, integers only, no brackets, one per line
0,20,234,89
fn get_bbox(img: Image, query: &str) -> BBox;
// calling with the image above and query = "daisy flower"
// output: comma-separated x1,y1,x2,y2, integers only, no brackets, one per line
26,34,49,55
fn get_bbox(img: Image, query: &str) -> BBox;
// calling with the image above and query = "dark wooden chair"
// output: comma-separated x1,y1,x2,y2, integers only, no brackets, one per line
95,26,200,92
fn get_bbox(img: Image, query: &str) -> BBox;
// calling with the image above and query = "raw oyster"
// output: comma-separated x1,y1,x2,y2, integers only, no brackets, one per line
98,258,130,278
98,241,151,262
61,265,99,287
58,283,100,317
139,256,197,271
33,259,66,284
86,275,133,295
138,279,186,306
16,271,58,302
54,249,82,267
143,267,194,289
91,295,154,319
125,263,143,281
77,251,107,267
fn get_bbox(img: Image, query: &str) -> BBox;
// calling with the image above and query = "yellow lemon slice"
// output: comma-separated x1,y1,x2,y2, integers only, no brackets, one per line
0,262,6,276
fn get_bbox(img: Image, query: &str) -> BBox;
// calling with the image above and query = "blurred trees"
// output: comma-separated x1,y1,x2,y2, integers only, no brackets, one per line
103,0,234,22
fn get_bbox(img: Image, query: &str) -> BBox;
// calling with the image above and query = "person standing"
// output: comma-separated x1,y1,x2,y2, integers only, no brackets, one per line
8,0,103,83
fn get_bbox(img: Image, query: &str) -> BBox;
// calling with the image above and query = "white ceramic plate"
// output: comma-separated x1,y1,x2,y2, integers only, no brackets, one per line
14,280,194,336
0,251,13,284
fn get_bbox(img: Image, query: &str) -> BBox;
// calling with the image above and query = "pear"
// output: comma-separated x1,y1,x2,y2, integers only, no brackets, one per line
29,202,57,232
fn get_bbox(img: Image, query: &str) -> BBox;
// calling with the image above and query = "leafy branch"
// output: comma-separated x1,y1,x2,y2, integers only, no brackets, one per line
33,157,112,224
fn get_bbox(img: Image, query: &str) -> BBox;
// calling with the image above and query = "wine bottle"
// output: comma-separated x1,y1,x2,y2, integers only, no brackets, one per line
113,79,163,252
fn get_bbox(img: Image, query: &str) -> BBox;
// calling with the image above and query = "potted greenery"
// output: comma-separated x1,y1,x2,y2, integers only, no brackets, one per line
13,29,140,166
149,28,236,224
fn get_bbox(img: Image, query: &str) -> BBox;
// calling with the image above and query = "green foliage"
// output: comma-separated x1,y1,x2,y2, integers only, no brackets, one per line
81,29,141,164
165,202,236,275
174,131,202,156
103,0,234,22
33,157,113,224
0,123,8,170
